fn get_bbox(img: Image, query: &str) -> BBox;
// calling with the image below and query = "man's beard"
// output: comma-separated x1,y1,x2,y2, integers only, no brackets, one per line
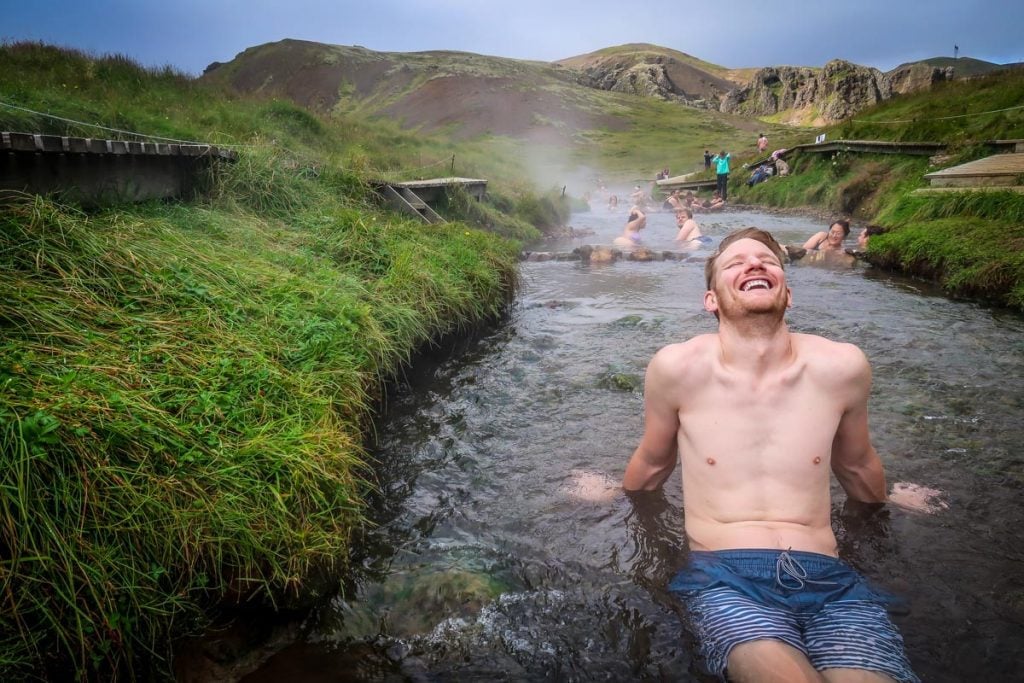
716,288,788,324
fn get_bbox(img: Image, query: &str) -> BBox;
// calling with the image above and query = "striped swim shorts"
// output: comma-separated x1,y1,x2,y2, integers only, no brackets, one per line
669,549,919,682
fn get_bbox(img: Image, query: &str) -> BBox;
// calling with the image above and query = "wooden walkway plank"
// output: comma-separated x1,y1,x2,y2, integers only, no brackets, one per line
925,153,1024,187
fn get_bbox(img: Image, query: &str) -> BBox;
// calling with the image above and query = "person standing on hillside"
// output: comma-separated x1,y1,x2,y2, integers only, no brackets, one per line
623,227,934,682
704,150,713,170
757,133,769,153
711,151,731,201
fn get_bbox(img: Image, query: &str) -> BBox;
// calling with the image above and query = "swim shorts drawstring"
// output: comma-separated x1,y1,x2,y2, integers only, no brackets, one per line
776,550,838,590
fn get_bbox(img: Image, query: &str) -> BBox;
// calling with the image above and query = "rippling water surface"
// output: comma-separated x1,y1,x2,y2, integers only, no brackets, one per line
245,209,1024,682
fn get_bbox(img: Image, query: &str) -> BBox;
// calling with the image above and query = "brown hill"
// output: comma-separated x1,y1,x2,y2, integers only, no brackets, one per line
554,43,746,107
202,39,629,143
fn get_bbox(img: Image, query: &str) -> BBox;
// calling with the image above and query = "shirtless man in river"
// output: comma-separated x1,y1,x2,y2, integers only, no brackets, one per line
623,228,922,682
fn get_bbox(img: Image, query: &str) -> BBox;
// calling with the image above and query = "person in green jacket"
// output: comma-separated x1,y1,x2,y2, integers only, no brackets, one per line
712,150,731,201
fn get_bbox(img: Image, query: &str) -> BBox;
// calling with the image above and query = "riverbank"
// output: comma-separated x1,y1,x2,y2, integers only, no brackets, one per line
0,162,521,679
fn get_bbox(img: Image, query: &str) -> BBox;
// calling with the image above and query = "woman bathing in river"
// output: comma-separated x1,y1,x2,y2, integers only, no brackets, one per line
803,219,850,251
613,207,647,247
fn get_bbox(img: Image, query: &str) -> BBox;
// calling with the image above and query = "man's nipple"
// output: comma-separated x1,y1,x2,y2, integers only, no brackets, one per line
813,456,822,465
706,457,716,466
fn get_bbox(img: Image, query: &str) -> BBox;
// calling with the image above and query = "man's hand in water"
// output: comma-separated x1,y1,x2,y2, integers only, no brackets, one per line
843,483,946,515
888,482,947,514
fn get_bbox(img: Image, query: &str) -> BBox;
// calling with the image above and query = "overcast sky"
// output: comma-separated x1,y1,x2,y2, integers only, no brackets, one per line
3,0,1022,76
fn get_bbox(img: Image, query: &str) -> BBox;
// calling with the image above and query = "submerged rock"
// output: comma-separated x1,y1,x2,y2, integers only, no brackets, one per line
575,245,620,264
330,568,508,640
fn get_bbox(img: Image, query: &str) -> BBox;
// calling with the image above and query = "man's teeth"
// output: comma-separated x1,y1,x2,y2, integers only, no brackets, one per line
741,279,770,292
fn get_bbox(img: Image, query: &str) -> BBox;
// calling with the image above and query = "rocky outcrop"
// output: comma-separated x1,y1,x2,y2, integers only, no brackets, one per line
587,62,678,99
569,56,734,109
720,59,954,123
887,62,955,94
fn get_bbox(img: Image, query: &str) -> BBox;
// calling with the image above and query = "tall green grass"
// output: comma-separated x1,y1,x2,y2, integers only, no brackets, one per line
0,43,521,678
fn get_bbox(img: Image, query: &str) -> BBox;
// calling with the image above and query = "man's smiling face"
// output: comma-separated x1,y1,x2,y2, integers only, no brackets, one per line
704,238,791,320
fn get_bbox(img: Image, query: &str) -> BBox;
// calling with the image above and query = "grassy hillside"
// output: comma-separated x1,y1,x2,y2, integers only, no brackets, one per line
729,66,1024,308
0,41,524,678
834,67,1024,145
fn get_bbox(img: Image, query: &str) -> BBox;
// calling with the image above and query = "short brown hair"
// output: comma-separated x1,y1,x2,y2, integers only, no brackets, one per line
704,227,786,289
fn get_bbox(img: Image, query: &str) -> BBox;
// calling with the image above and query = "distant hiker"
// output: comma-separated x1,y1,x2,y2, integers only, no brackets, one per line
704,150,712,170
757,133,768,153
711,151,731,201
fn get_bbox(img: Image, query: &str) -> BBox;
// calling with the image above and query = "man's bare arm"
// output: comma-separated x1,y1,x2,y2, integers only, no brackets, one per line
830,347,887,504
624,350,681,491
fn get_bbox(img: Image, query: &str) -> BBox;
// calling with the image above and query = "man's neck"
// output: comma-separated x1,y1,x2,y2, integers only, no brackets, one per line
716,317,794,375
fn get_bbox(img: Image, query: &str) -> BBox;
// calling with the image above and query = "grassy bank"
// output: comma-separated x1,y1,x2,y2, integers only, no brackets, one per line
869,191,1024,306
0,43,522,677
726,66,1024,309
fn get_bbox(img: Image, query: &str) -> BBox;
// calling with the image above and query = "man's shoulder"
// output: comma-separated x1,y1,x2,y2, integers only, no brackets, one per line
650,335,717,369
793,334,870,374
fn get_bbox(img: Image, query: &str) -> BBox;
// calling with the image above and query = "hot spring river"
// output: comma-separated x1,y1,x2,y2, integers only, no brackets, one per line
242,209,1024,682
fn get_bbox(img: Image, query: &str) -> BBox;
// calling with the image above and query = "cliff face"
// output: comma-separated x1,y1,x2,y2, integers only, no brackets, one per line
566,53,736,109
887,62,956,94
719,59,954,123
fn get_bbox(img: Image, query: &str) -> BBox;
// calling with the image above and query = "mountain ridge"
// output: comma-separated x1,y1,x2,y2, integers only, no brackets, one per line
203,39,1016,138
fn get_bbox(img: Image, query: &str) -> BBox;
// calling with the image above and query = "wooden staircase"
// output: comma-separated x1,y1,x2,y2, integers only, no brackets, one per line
372,177,488,224
378,184,445,224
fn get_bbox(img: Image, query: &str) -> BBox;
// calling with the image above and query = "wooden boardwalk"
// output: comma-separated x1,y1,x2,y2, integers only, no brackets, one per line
743,138,1024,175
659,139,955,191
1,131,236,204
655,177,717,191
924,153,1024,187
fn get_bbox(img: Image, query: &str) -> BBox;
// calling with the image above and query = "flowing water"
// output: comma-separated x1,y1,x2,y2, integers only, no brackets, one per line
243,209,1024,682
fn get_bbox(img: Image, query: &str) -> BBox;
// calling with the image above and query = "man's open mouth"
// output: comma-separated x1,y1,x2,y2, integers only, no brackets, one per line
740,279,771,292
